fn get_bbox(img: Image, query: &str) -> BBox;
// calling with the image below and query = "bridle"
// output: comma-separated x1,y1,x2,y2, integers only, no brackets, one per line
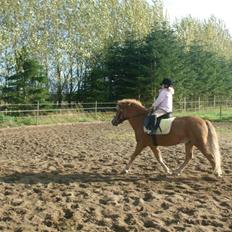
112,107,147,126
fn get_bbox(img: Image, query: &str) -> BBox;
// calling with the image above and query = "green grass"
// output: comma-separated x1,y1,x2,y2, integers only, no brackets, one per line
0,108,231,128
174,108,232,122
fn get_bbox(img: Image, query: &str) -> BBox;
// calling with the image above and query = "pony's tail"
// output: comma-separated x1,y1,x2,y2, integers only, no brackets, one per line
205,120,222,177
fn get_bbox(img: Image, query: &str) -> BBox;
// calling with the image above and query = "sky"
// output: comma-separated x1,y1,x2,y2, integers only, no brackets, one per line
160,0,232,35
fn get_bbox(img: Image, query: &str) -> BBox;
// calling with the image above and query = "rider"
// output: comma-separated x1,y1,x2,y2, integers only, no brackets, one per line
152,77,174,118
144,77,174,135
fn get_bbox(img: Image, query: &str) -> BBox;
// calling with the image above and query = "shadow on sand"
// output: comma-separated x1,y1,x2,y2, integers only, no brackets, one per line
0,171,218,185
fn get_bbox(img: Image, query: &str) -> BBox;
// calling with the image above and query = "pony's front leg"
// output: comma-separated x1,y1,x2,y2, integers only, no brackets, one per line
122,143,144,174
150,146,172,175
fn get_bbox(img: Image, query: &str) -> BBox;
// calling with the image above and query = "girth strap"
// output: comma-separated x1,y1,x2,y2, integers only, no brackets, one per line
152,135,158,146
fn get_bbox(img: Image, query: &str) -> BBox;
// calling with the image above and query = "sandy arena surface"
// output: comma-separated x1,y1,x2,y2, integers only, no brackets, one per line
0,121,231,232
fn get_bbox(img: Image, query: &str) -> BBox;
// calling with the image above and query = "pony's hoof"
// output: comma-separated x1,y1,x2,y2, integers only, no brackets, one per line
167,170,173,175
215,173,222,178
165,171,173,176
172,171,181,177
120,169,129,174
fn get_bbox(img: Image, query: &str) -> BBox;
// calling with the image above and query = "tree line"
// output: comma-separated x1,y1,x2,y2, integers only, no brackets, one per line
0,0,232,105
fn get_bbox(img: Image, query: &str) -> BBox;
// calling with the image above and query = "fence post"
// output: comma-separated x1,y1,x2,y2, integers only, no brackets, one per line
36,101,40,125
184,97,186,112
214,95,216,108
219,101,222,120
198,97,201,111
95,101,98,117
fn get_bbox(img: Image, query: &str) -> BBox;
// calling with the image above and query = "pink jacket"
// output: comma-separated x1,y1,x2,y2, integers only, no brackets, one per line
152,87,174,113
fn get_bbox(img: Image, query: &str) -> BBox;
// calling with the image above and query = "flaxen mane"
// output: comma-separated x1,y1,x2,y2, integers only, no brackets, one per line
118,99,145,109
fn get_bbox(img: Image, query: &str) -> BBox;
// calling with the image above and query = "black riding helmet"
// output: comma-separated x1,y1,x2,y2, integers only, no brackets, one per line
161,78,173,87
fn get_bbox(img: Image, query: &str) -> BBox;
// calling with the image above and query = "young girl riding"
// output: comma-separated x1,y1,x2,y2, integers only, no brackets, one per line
152,78,174,118
144,78,174,135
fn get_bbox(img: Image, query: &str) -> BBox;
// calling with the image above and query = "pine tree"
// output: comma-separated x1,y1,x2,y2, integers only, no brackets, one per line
145,23,187,99
2,50,48,104
103,38,151,101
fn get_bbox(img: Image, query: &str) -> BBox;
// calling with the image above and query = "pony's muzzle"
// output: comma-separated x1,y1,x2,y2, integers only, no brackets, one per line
111,116,119,126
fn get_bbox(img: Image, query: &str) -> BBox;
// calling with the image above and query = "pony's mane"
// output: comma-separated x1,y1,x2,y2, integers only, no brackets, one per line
118,99,145,109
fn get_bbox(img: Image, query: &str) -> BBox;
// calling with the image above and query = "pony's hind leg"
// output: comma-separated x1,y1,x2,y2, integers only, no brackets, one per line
150,146,172,175
173,142,193,176
196,143,219,176
122,143,144,174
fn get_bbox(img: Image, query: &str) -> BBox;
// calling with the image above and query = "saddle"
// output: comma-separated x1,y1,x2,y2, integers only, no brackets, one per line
144,113,175,135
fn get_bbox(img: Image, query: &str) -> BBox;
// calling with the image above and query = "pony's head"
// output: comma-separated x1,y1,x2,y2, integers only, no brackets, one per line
111,99,145,126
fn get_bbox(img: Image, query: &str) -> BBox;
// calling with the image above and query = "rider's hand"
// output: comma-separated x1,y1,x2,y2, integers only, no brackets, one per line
148,107,154,114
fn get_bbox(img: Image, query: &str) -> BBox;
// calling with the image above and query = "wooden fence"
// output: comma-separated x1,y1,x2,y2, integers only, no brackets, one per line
0,98,231,125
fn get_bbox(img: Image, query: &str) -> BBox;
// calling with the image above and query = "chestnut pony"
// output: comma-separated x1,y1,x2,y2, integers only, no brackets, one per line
111,99,222,177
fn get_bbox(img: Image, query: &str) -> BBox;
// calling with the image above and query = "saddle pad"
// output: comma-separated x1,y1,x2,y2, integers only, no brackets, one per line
155,117,175,135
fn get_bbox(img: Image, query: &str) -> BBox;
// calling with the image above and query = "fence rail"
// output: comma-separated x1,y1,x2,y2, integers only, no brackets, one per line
0,99,231,126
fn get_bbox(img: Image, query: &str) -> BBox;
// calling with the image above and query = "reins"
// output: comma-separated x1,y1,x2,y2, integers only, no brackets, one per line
124,111,148,120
